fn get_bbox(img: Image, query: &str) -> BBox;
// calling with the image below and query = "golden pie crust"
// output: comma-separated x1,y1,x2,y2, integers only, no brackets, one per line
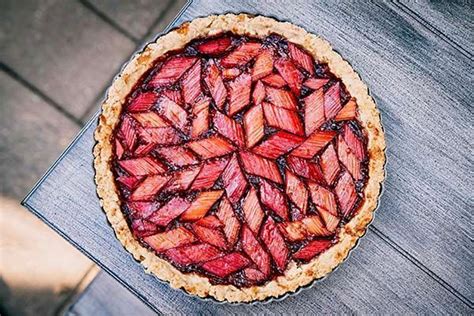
93,13,386,303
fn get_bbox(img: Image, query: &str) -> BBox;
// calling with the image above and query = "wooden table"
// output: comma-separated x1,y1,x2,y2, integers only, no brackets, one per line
23,0,473,314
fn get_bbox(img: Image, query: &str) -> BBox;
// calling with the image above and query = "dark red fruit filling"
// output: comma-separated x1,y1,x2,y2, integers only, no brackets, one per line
112,33,369,287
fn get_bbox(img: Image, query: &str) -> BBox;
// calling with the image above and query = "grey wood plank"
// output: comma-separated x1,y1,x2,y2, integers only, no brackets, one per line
397,0,474,56
24,123,469,314
67,272,155,316
174,0,474,302
85,0,173,40
0,0,136,118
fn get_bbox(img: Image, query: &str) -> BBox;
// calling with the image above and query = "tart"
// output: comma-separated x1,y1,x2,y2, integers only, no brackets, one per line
94,14,385,303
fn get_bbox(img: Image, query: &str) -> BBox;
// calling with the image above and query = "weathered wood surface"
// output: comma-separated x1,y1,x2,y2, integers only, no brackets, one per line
397,0,474,56
66,271,155,316
24,0,473,313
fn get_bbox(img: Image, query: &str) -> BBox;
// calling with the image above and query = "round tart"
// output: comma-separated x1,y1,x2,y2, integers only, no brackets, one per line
94,14,385,303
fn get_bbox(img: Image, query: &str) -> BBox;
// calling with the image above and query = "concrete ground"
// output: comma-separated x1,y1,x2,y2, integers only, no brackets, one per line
0,0,186,314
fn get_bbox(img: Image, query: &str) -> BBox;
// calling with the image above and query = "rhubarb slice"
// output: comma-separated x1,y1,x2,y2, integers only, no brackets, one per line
132,111,169,128
180,190,223,221
134,142,156,156
286,155,325,183
228,73,251,115
324,82,342,119
308,183,338,216
127,92,159,112
149,56,197,86
244,104,265,148
201,253,250,278
260,217,288,272
285,170,308,215
204,60,227,109
261,74,286,88
115,139,124,159
118,157,167,176
148,197,191,226
252,49,274,81
222,67,241,80
252,80,266,106
119,115,138,151
288,42,315,75
335,98,357,121
156,146,198,167
302,216,332,236
193,220,228,250
131,219,159,237
166,243,223,265
220,42,261,67
337,134,361,181
242,187,265,234
191,97,210,138
127,201,159,219
191,158,229,190
213,110,245,147
129,174,170,201
259,179,289,220
196,37,232,55
242,226,271,276
335,171,358,217
187,136,235,159
163,89,184,107
156,96,188,132
266,86,297,110
117,175,143,190
262,102,304,136
240,151,283,184
303,89,325,136
318,208,340,232
320,143,340,185
304,78,329,90
138,127,180,145
291,130,337,158
181,59,202,105
144,227,196,252
343,124,365,161
166,166,200,191
216,197,241,247
253,130,304,159
274,58,303,95
221,154,248,203
293,240,333,261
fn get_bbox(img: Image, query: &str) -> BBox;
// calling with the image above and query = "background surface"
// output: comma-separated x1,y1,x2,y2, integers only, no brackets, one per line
2,0,473,315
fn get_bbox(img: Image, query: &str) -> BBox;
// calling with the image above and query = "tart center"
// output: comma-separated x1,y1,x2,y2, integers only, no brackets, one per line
112,33,368,286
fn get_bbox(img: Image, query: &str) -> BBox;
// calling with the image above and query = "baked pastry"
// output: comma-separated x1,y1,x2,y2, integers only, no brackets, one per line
94,13,385,303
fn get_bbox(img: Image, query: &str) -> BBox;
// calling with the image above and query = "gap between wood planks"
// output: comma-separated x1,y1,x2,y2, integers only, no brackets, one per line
369,226,473,309
5,0,472,308
390,0,473,60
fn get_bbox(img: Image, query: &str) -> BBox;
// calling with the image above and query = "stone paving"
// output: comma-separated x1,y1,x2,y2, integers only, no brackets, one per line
0,0,186,314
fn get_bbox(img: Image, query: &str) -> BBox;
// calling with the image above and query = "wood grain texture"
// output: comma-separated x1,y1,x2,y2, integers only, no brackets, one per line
397,0,474,56
66,271,155,316
24,0,473,313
